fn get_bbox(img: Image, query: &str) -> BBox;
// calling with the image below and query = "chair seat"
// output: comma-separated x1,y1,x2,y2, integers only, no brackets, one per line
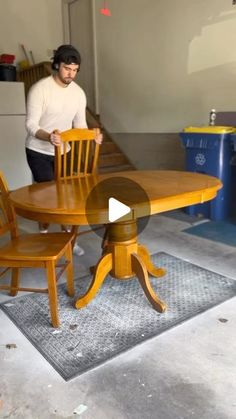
0,232,74,261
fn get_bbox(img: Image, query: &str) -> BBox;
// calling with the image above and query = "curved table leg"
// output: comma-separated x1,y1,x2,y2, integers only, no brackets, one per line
138,245,166,278
75,253,112,309
131,253,166,313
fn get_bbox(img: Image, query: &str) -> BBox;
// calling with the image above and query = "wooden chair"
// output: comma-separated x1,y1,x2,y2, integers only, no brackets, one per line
0,171,74,328
54,128,101,241
54,128,100,180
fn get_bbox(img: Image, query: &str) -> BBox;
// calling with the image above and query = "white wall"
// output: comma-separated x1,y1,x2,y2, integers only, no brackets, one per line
95,0,236,133
0,0,63,65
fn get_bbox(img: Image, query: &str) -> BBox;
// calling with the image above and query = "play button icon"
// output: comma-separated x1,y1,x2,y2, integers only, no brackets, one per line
85,175,151,238
108,198,131,222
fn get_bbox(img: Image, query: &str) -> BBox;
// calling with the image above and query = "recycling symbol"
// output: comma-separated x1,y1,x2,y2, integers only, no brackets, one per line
195,153,206,166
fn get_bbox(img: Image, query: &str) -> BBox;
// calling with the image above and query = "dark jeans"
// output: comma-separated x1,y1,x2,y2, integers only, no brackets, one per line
26,148,55,182
26,148,71,182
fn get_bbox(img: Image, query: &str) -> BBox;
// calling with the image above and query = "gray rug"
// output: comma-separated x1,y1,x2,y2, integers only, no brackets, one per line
1,252,236,381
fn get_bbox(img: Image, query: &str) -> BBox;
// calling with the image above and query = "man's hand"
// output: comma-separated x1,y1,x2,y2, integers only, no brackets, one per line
95,130,103,145
50,129,61,146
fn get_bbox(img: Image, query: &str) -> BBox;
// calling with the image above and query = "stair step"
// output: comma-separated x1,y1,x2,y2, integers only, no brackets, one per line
98,152,129,167
86,108,135,172
100,142,119,154
99,164,135,173
101,135,116,144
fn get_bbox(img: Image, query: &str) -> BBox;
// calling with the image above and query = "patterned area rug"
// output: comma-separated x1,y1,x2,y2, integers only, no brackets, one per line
1,252,235,381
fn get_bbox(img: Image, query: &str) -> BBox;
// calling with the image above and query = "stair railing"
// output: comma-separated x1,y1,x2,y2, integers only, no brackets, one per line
17,61,52,96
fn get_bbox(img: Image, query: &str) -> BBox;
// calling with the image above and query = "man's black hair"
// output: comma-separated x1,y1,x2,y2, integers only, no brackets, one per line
52,44,81,70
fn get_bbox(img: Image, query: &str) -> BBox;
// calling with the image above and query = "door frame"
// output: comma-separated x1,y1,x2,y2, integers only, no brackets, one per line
61,0,99,114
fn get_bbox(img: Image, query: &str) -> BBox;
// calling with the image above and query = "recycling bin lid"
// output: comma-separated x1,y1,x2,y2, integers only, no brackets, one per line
183,126,236,134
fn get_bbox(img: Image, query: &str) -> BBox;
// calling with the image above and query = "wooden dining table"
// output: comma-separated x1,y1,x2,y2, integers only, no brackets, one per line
10,170,222,313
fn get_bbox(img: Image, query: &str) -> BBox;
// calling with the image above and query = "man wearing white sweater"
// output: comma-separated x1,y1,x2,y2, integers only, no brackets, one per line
25,44,102,255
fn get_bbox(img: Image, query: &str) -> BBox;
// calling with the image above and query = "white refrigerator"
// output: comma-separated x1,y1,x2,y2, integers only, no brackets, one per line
0,81,32,190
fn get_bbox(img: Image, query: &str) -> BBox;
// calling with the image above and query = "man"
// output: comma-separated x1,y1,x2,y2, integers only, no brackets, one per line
25,44,102,255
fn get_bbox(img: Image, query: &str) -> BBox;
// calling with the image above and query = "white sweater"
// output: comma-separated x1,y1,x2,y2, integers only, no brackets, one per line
25,75,87,155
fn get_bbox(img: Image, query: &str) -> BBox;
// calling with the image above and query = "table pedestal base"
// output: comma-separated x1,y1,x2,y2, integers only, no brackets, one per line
75,220,166,312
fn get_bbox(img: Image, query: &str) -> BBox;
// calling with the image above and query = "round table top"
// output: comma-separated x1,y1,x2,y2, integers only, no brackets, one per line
10,170,222,225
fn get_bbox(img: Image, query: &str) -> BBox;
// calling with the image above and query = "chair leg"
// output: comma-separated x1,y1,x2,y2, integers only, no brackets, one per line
46,261,60,328
10,268,20,296
65,243,74,297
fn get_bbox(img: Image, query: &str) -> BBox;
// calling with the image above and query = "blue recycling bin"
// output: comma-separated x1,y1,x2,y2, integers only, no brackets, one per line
180,126,236,221
230,133,236,156
230,134,236,216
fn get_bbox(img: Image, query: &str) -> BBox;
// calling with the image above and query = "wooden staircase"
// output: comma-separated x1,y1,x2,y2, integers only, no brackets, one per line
86,110,134,173
17,62,135,174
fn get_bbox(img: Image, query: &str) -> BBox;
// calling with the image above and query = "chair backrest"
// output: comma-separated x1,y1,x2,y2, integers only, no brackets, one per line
0,171,18,239
54,128,100,180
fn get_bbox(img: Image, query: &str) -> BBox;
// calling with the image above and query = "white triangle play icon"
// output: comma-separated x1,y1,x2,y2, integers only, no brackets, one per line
108,197,131,222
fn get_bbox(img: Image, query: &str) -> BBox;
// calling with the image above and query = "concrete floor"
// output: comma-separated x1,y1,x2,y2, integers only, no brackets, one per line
0,213,236,419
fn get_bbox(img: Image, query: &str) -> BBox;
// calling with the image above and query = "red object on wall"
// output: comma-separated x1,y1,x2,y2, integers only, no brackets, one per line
100,8,111,16
100,1,111,16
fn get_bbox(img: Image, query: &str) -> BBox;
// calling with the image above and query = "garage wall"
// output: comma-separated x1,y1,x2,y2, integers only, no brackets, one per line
96,0,236,133
0,0,63,64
